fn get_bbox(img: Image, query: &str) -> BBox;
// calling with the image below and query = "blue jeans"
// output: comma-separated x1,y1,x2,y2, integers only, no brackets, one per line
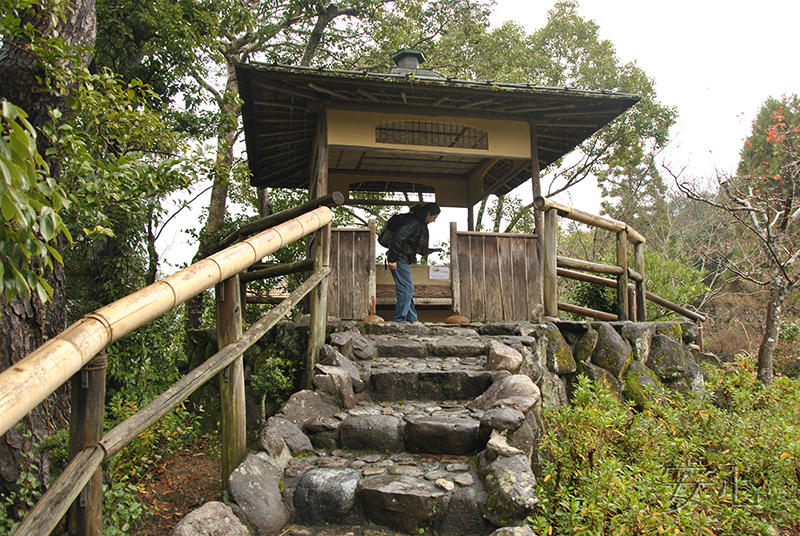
391,262,418,322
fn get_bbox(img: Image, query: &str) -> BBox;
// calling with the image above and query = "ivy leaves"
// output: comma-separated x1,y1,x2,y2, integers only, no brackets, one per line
0,100,72,303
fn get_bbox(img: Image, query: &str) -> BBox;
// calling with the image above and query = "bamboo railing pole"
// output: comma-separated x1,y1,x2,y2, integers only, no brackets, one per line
634,242,647,321
240,259,314,283
0,206,332,437
67,353,106,536
557,256,625,276
557,302,618,321
543,208,558,318
217,275,245,485
534,196,645,244
368,219,377,317
616,230,629,321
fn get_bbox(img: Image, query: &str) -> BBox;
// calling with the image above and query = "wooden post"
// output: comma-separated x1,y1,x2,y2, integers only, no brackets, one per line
697,321,704,353
450,222,461,315
543,208,558,318
634,241,647,321
217,275,245,486
368,218,377,315
529,121,544,311
68,352,106,536
616,230,629,321
628,285,637,321
305,107,329,390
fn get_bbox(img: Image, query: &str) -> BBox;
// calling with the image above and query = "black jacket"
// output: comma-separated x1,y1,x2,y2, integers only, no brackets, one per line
387,213,431,264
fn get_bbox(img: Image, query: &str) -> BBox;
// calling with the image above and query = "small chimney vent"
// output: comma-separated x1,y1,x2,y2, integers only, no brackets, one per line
390,48,442,79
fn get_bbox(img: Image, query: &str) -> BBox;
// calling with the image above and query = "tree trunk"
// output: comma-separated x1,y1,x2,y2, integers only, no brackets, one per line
0,0,96,502
185,56,240,330
757,268,785,387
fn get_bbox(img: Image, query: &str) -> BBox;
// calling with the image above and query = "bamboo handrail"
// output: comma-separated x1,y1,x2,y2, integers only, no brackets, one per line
16,267,331,536
534,196,645,244
218,191,344,249
0,206,332,437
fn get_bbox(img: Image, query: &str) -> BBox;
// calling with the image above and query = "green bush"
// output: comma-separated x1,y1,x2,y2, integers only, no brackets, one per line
530,363,800,535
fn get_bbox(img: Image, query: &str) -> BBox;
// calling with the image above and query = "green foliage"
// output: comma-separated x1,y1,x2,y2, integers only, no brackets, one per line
0,428,42,533
251,349,299,407
0,100,72,303
102,481,145,535
531,367,800,535
560,235,708,321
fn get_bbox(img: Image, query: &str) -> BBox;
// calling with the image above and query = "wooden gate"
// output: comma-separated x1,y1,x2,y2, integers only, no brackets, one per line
327,223,375,319
451,223,540,322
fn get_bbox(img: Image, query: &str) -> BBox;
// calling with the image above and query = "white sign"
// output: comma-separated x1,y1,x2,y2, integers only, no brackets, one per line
429,266,450,280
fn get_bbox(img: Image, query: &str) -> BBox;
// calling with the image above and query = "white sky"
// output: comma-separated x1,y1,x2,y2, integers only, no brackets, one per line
159,1,800,268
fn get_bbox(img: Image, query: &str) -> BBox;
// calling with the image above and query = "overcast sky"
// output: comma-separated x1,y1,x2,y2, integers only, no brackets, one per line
491,0,800,181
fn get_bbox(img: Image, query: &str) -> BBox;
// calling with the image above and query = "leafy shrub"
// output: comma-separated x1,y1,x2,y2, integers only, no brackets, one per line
530,363,800,535
251,350,299,408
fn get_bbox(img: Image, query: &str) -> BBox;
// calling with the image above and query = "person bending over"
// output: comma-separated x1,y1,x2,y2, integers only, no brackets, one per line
386,202,441,322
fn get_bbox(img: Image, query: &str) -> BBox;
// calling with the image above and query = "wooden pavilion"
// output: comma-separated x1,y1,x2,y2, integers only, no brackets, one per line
235,50,639,322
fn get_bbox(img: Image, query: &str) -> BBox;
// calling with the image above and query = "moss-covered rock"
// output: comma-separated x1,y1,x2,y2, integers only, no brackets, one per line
654,322,683,342
647,334,694,383
591,323,633,378
572,326,599,363
536,323,576,374
622,361,664,410
620,323,654,363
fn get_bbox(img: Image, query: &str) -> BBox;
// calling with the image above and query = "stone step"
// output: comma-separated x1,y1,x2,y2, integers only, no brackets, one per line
283,449,493,535
359,357,494,402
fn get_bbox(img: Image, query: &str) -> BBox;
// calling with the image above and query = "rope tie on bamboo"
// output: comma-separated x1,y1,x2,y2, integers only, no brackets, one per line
83,352,108,371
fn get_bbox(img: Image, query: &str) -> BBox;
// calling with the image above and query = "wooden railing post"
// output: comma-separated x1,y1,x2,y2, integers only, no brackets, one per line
634,242,647,321
616,230,629,321
304,227,329,390
217,275,245,485
68,351,106,536
543,208,558,318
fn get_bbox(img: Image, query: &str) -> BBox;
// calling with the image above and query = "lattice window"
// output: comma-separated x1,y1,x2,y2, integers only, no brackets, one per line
376,121,488,150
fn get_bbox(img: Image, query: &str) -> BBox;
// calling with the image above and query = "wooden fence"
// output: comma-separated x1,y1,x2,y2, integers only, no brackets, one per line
535,196,706,349
0,201,336,536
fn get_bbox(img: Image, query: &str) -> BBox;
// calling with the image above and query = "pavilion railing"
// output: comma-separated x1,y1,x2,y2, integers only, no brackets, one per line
535,196,706,350
1,202,334,536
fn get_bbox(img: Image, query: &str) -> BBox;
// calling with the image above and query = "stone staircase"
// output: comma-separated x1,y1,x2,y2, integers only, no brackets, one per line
175,319,705,536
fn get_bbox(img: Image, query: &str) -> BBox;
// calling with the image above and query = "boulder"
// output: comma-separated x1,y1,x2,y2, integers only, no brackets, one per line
647,334,695,383
654,322,683,342
318,344,366,392
489,527,536,536
622,361,664,410
304,416,341,450
489,396,538,415
257,425,292,472
518,345,543,384
574,361,625,402
479,408,526,436
359,474,445,533
486,341,524,374
538,370,568,408
315,364,356,409
293,468,360,524
471,375,540,411
171,501,249,536
264,416,314,456
435,487,493,536
227,455,289,536
339,414,405,452
572,326,599,363
540,323,577,374
404,415,483,455
621,323,654,362
591,323,633,378
278,390,338,429
478,453,538,526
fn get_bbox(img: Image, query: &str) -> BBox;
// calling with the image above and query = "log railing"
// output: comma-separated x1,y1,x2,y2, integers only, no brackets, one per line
535,196,705,349
1,204,334,536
